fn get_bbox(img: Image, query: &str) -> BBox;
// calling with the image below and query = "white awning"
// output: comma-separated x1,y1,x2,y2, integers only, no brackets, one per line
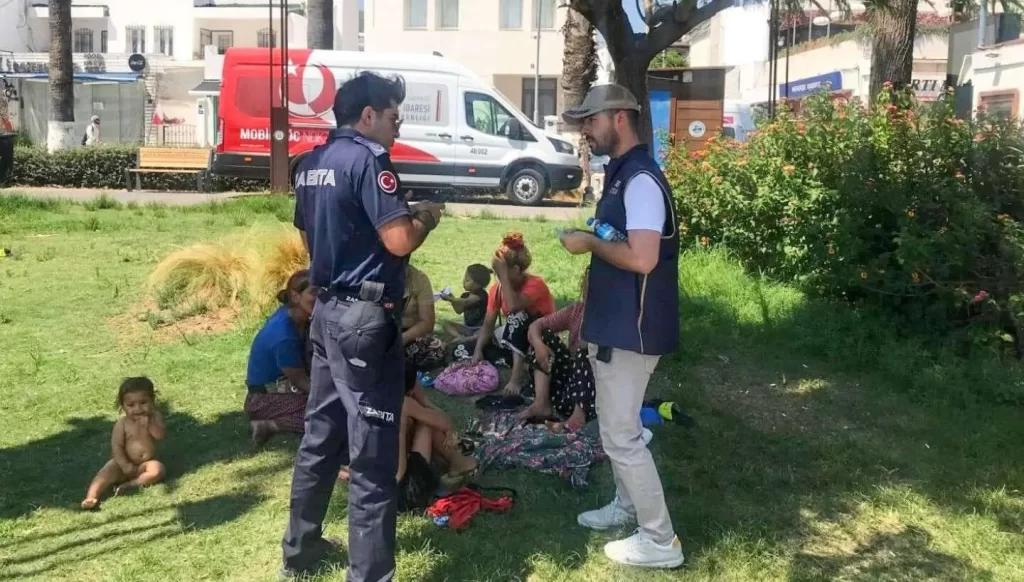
189,79,221,96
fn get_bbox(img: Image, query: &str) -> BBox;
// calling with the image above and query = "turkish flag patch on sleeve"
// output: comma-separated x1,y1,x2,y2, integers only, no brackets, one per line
377,170,398,195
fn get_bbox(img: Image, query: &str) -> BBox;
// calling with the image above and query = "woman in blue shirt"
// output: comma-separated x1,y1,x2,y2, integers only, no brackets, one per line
246,269,317,444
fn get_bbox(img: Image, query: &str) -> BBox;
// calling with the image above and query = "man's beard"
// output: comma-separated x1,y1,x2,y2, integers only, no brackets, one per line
588,132,617,157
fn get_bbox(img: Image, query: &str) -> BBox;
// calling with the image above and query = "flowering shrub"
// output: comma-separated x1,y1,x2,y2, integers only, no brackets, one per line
666,86,1024,354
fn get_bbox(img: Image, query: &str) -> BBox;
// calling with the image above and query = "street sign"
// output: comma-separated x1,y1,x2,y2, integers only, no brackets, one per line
128,54,147,72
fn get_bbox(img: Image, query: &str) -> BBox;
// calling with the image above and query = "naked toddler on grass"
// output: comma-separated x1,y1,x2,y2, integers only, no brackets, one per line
81,377,167,510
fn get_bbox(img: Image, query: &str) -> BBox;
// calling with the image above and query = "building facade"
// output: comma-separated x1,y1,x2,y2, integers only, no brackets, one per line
0,0,361,144
362,0,567,122
685,1,953,105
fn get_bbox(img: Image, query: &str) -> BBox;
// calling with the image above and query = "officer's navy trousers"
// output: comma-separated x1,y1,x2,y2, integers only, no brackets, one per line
282,296,404,582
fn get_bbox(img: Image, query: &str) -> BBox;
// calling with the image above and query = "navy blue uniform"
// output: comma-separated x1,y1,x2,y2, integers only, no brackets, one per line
283,128,410,582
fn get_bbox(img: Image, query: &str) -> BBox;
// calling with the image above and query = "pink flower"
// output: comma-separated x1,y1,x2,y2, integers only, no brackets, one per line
974,290,989,304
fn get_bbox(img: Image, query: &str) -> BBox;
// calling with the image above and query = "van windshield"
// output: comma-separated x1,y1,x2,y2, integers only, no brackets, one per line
491,86,538,127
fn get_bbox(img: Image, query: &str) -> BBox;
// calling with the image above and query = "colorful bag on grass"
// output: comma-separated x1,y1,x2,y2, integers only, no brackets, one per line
433,361,499,396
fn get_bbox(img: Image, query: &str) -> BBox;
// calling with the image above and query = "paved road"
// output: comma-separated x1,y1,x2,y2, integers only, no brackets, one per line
1,187,589,221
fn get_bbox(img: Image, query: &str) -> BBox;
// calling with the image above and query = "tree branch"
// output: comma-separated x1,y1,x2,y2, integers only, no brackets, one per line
647,6,688,57
572,0,650,58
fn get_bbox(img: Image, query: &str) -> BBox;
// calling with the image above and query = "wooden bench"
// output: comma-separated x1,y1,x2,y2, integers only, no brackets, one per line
125,147,210,192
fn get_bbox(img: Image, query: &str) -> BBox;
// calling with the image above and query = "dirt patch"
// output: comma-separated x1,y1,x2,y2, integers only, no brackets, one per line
108,298,242,345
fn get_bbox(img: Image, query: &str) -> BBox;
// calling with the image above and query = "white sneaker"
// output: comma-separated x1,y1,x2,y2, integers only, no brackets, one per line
604,528,685,569
577,496,636,530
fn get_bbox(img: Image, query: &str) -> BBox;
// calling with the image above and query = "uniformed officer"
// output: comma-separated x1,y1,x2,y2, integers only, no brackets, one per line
281,71,444,582
558,84,685,569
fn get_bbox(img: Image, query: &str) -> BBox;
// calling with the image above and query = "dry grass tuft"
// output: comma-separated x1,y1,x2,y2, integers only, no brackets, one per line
147,241,257,314
145,229,308,327
250,232,309,309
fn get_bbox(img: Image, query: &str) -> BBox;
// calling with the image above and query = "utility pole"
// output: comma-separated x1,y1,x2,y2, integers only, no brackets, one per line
533,0,542,126
269,0,290,193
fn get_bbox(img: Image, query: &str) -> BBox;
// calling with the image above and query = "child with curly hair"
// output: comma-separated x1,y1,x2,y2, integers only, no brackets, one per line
452,232,555,395
81,377,166,510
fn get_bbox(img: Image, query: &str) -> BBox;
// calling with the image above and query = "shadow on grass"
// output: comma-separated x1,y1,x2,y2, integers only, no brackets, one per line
1,491,266,580
0,409,256,519
789,526,995,581
644,248,1024,577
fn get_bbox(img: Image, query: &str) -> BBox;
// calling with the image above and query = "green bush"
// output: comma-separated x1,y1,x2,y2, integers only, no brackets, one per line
666,87,1024,355
11,145,267,192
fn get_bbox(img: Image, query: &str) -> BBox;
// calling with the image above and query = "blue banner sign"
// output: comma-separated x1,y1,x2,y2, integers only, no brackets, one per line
779,71,843,99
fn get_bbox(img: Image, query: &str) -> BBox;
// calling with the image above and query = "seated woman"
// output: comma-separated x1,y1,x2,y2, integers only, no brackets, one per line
245,269,317,444
402,263,445,371
397,365,478,511
453,233,555,395
517,270,595,431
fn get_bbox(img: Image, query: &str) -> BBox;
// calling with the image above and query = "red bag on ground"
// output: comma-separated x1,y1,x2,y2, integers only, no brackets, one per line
426,486,515,530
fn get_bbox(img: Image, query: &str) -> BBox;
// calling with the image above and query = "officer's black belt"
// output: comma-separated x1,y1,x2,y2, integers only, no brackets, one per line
316,286,399,311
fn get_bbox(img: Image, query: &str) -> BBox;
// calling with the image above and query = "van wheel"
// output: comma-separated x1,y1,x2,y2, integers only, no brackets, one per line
506,167,547,206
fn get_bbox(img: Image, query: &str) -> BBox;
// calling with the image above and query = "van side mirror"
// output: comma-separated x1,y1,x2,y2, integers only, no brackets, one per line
505,118,523,140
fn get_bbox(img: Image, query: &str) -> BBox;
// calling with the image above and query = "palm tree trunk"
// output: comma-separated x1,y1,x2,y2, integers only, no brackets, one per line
47,0,75,153
307,0,333,49
868,0,917,101
561,7,598,201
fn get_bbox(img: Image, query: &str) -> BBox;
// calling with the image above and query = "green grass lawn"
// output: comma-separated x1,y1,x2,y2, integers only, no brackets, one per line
1,193,1022,582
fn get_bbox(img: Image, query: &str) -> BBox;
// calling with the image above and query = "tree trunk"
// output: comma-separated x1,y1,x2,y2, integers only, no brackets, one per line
47,0,75,153
561,9,596,112
868,0,917,102
561,7,598,200
610,53,653,145
307,0,334,50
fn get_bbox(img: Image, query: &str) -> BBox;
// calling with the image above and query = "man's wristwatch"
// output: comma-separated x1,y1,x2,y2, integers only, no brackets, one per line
413,209,437,232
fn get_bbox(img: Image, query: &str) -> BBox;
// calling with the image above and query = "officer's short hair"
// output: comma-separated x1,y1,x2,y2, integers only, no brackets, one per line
333,71,406,126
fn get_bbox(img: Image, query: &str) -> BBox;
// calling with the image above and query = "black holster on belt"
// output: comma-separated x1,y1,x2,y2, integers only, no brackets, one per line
359,280,385,303
335,281,400,375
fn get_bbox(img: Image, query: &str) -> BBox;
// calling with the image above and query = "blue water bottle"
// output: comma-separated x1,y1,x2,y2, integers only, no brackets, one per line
587,217,628,242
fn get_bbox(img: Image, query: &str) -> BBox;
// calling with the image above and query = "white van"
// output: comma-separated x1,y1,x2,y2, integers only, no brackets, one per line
213,48,582,205
722,100,756,142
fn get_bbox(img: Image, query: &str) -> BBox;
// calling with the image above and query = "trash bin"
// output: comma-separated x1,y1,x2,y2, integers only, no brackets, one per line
0,133,15,186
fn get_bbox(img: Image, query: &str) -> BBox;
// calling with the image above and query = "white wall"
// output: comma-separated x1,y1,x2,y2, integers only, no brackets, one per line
690,1,952,70
724,33,949,103
363,0,566,78
969,41,1024,111
0,0,347,61
336,0,360,50
11,0,196,61
719,5,770,66
155,66,207,121
0,0,42,52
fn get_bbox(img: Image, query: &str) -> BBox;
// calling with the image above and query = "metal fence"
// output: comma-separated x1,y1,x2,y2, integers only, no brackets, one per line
18,78,145,145
147,123,198,147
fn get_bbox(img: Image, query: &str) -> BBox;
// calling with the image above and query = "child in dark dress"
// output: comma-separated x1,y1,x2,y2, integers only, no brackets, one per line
441,263,491,343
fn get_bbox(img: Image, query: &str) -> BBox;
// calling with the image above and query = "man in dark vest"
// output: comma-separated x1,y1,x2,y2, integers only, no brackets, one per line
559,84,683,569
